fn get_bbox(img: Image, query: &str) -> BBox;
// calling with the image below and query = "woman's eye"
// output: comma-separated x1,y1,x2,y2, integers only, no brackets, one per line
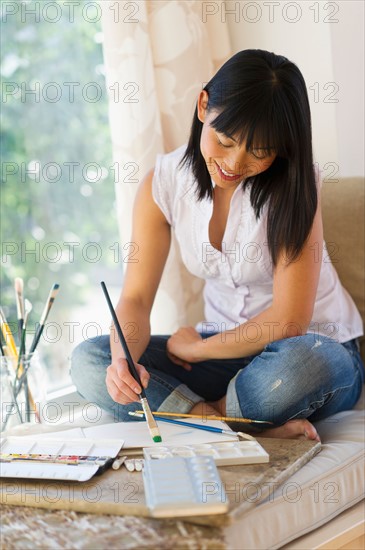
251,151,266,159
251,150,272,159
217,138,232,148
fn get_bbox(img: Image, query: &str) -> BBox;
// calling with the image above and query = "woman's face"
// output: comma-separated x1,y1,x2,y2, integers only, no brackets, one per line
197,91,277,192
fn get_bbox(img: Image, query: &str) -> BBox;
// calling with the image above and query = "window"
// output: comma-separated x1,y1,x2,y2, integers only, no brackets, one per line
1,0,122,393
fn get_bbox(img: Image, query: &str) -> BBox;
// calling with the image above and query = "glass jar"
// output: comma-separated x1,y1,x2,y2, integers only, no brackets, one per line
0,352,46,433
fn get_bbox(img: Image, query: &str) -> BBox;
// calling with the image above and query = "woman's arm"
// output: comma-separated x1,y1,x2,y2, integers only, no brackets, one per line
169,193,324,362
107,168,171,402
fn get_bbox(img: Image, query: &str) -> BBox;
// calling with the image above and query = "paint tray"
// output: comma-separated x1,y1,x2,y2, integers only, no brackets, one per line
143,440,269,466
0,437,124,482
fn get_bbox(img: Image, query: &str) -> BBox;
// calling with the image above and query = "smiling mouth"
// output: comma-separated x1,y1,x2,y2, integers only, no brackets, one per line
214,161,243,180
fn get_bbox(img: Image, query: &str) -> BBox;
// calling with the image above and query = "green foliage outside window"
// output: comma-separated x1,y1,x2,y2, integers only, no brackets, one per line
1,0,121,390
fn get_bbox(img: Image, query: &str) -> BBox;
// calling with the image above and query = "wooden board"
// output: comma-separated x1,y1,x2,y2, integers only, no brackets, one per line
0,437,321,527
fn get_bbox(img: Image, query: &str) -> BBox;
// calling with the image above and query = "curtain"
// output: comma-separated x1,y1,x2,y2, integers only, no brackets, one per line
101,0,231,332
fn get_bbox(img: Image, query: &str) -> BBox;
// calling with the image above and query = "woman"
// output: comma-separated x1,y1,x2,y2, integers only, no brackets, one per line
71,50,364,441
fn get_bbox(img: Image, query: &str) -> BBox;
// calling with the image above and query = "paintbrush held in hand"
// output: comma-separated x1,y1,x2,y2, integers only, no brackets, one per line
100,281,162,444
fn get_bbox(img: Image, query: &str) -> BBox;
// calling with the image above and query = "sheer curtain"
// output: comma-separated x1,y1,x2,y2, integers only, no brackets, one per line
101,0,231,332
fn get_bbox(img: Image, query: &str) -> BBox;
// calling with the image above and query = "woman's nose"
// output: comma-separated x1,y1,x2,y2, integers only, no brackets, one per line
223,151,250,174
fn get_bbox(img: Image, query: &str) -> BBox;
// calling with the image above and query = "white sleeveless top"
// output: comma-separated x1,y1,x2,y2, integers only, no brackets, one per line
152,144,363,343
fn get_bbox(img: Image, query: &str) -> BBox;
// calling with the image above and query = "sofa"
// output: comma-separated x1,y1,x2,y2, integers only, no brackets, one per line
222,176,365,548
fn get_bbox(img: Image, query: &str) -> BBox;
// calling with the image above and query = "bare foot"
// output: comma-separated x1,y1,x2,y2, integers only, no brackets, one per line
259,419,321,442
189,401,320,443
189,401,221,419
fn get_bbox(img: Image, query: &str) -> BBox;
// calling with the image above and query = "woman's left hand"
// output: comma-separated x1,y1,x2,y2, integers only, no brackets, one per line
166,327,203,370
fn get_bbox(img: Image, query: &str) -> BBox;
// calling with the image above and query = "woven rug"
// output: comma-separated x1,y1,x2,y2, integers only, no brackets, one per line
0,505,225,550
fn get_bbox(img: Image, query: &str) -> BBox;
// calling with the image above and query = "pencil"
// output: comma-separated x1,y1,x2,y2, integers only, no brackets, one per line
0,307,18,358
131,410,273,424
129,411,239,436
100,281,162,443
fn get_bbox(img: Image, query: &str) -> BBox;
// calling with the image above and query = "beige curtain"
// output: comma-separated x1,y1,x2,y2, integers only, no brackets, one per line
101,0,231,332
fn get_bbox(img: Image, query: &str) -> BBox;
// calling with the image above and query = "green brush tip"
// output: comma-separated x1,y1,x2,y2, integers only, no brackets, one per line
153,435,162,443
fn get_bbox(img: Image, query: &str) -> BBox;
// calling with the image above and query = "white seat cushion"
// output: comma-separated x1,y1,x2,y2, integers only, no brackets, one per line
224,385,365,549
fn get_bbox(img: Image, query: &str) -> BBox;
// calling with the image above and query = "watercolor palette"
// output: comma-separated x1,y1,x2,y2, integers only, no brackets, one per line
0,437,124,481
143,455,229,517
143,440,269,466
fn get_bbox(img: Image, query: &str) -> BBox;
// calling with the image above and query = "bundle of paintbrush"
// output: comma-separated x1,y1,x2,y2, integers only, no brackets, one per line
0,280,60,429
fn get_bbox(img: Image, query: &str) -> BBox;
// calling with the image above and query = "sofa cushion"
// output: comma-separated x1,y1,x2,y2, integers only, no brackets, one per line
224,386,365,549
321,177,365,361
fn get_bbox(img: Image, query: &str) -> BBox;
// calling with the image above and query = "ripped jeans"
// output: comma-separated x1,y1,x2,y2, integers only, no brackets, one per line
70,333,364,427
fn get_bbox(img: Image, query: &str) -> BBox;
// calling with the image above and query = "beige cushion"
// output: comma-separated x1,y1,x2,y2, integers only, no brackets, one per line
321,177,365,360
224,398,365,549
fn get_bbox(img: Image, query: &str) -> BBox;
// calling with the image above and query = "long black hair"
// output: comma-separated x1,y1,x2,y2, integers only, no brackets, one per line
179,49,317,268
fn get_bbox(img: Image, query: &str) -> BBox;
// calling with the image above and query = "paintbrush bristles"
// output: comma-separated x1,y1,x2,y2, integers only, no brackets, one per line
29,283,59,354
140,397,162,442
39,284,60,325
24,299,32,326
14,278,25,320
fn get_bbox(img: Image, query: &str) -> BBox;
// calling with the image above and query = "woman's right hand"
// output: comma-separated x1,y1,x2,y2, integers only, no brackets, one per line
106,358,150,404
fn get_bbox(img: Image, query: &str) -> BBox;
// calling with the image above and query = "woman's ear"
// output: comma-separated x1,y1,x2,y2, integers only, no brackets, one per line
197,90,209,123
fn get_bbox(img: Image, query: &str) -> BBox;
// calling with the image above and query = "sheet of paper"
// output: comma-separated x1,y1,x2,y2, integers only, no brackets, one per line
82,419,239,448
18,419,238,448
22,427,85,440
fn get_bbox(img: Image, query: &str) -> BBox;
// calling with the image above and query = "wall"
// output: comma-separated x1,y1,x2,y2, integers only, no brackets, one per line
222,0,364,177
330,0,364,177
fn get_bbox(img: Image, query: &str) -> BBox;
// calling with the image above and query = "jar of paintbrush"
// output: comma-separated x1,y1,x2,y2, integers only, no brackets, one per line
0,279,59,433
0,349,45,432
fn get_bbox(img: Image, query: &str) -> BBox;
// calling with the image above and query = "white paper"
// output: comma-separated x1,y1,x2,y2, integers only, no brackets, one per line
22,427,85,439
15,419,238,449
83,419,238,448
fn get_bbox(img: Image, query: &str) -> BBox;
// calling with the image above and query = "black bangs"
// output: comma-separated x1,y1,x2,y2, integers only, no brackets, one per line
208,85,293,159
210,107,291,159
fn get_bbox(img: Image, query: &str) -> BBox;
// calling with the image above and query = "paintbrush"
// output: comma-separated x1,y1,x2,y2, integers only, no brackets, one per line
100,281,162,443
0,334,4,357
29,283,60,354
129,411,241,436
131,410,273,424
2,298,38,428
14,299,33,422
14,277,25,343
15,298,32,383
1,345,23,430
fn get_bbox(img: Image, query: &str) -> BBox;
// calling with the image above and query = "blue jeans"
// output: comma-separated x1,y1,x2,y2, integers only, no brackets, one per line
70,333,364,427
